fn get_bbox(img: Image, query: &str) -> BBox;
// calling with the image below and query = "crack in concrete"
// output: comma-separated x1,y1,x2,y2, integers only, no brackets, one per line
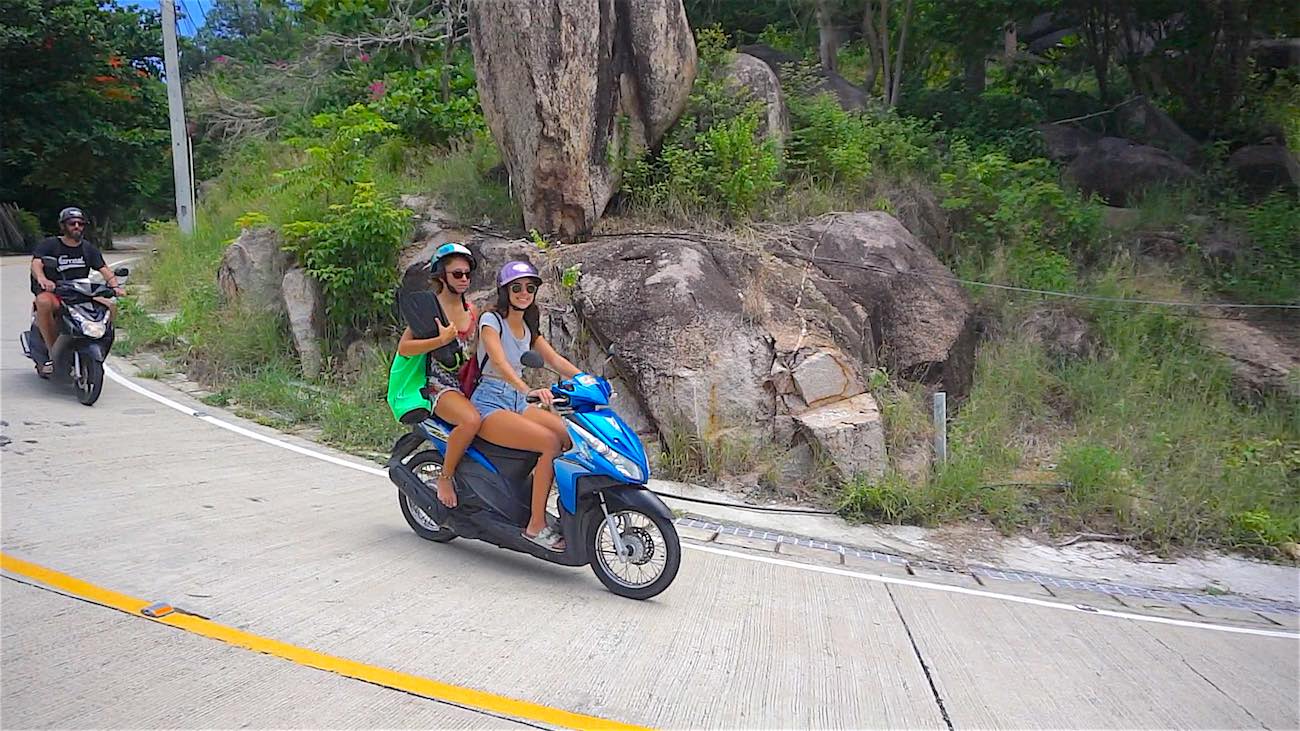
1138,624,1272,730
886,584,954,730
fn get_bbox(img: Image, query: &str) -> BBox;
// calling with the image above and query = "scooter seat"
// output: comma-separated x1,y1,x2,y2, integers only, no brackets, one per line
471,437,541,462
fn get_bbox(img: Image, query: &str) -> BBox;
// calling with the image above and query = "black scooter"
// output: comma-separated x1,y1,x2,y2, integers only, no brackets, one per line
19,256,129,406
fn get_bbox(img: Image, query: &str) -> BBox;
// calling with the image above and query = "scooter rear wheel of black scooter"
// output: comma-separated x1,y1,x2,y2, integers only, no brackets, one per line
588,507,680,600
77,358,104,406
398,451,459,543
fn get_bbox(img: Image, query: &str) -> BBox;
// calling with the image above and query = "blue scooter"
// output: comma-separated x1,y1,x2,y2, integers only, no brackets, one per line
387,351,681,600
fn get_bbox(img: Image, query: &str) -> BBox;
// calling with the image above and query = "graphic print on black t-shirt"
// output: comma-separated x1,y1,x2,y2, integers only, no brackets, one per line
30,237,106,294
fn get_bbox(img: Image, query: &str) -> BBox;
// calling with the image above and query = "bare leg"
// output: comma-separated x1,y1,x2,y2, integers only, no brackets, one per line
523,406,571,451
432,391,482,508
34,293,59,351
477,410,561,541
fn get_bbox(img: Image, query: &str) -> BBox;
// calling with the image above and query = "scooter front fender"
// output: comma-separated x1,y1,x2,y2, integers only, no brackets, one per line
601,487,674,523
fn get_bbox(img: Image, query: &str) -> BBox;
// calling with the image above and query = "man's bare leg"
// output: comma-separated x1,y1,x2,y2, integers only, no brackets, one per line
34,293,59,350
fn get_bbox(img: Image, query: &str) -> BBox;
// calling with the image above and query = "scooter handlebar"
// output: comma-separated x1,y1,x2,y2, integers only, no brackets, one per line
525,391,571,408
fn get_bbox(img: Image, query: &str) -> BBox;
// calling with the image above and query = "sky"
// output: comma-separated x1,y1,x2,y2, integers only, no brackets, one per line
127,0,207,36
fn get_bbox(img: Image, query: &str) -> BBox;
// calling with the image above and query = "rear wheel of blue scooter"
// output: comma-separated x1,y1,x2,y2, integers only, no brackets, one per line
398,451,458,543
588,507,680,600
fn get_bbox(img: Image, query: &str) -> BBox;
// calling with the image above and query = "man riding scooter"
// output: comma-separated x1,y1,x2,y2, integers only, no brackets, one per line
29,207,125,378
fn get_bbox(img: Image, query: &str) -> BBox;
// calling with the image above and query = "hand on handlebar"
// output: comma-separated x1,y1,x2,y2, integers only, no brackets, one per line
112,286,126,297
38,278,55,292
527,388,554,406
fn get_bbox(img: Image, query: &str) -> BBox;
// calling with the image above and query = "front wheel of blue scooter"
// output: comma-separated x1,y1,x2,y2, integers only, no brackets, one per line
398,451,458,543
588,506,681,600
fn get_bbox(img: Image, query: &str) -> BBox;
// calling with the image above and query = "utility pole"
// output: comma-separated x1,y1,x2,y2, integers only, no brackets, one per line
161,0,195,234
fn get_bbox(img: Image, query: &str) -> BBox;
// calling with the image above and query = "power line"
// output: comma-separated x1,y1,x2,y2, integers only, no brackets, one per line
177,0,200,36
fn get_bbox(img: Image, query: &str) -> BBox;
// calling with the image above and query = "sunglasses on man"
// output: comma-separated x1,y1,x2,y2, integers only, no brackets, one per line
66,220,86,228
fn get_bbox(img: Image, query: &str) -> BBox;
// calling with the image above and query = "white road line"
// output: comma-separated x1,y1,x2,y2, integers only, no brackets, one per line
103,364,1299,640
105,364,386,477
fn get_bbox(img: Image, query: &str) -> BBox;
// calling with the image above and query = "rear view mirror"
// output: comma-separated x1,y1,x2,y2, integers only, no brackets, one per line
114,266,130,277
520,350,545,369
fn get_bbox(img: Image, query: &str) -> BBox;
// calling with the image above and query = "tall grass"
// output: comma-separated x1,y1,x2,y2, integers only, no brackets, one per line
842,260,1300,554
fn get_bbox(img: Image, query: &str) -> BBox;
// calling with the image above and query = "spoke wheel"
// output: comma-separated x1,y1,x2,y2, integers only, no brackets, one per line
588,507,680,600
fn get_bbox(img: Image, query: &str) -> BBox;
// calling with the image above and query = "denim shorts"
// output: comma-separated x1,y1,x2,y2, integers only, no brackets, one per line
471,376,528,418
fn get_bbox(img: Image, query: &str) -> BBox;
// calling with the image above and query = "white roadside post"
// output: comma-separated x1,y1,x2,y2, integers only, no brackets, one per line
933,391,948,466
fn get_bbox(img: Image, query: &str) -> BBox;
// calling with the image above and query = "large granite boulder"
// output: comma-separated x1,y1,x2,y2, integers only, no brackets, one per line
1038,123,1102,163
217,227,293,312
282,268,326,378
1114,96,1199,162
542,212,975,483
726,52,790,148
739,43,870,112
1066,137,1195,206
1228,144,1300,198
467,0,697,241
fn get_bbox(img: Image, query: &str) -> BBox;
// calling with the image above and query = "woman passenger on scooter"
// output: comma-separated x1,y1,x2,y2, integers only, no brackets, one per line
472,261,581,551
394,243,482,510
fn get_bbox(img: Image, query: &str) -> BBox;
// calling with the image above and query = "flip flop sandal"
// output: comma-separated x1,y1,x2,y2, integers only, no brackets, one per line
522,525,565,552
37,361,53,378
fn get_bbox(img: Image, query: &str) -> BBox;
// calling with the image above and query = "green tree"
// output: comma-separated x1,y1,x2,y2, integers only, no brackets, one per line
0,0,172,237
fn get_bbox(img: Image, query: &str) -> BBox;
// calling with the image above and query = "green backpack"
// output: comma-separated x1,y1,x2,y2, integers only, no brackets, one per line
386,351,432,424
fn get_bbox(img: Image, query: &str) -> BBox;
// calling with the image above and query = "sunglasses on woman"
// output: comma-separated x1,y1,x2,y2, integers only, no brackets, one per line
446,269,471,280
510,282,538,294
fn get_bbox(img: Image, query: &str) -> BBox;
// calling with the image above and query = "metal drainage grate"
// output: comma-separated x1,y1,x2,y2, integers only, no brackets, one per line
676,515,1300,616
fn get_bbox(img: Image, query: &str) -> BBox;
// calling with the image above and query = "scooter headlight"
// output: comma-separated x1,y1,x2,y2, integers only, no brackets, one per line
569,422,644,482
81,320,107,338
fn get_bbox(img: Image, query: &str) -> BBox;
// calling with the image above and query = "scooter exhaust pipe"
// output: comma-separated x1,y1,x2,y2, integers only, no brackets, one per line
388,462,444,517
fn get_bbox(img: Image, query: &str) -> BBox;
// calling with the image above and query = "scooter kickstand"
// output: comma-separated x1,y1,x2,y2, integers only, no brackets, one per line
597,493,628,560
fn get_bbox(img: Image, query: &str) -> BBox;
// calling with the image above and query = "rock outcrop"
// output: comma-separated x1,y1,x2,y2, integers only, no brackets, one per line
467,0,697,241
217,227,293,312
739,43,870,111
1038,124,1102,163
1114,96,1199,162
1021,306,1096,361
726,52,790,148
1205,318,1300,403
1228,144,1300,198
399,209,973,484
1066,137,1195,206
282,268,326,378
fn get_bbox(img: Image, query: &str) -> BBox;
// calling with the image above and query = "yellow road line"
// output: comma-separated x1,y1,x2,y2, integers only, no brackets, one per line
0,551,649,731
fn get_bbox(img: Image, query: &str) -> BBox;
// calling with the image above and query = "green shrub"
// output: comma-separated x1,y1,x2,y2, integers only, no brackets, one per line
279,104,397,204
1005,242,1076,292
940,143,1100,271
12,207,42,250
624,108,780,218
369,58,486,147
1229,509,1297,549
786,92,936,185
1216,193,1300,303
282,182,409,338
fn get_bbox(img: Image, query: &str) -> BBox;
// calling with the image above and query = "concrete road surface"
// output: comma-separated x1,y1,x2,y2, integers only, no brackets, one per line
2,253,1296,729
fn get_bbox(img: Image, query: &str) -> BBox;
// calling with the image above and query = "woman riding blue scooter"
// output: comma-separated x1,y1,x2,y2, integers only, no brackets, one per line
472,261,581,551
389,243,482,510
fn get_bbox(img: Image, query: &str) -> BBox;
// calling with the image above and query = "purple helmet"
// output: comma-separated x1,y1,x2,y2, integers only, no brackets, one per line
497,260,541,288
